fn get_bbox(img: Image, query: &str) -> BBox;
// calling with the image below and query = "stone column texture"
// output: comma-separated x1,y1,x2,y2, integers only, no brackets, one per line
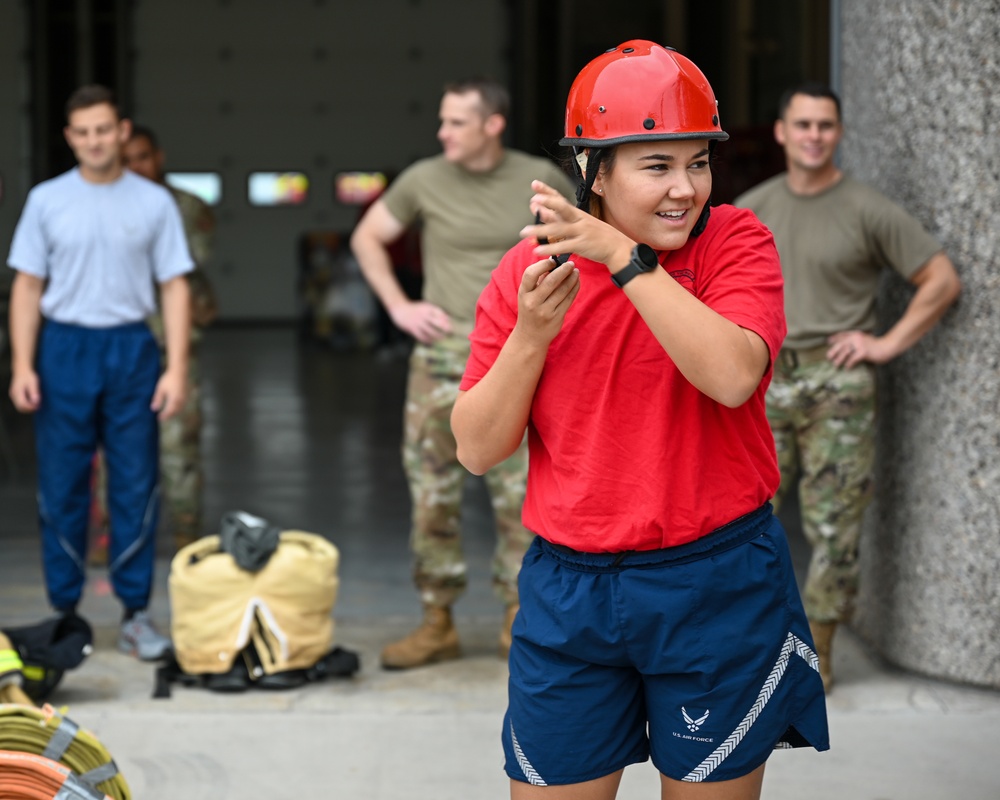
840,1,999,688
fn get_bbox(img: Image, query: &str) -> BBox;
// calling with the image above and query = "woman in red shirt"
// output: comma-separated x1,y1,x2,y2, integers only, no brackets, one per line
452,41,828,800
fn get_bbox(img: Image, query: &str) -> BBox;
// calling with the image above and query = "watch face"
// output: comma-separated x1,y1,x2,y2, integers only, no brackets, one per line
635,243,658,270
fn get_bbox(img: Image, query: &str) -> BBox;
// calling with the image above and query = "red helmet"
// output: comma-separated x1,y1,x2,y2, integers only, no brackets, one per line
560,40,728,148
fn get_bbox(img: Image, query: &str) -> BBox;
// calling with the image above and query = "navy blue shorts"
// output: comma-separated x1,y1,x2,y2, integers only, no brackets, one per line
503,505,829,786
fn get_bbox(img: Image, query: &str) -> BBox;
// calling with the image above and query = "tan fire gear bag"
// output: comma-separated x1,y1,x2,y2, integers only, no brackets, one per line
169,530,339,676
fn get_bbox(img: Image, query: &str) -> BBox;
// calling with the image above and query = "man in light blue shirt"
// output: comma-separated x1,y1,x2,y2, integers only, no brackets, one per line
7,85,192,660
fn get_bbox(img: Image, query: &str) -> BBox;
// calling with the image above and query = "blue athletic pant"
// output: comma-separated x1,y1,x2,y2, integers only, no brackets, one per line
35,320,161,611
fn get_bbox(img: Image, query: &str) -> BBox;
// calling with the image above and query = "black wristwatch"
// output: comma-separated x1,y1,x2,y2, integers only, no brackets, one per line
610,243,658,288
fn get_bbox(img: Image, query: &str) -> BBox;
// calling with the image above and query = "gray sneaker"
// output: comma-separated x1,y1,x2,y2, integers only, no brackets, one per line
118,611,172,661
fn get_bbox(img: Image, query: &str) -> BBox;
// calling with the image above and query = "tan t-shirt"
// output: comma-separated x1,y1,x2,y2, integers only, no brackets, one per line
381,151,575,324
735,174,942,349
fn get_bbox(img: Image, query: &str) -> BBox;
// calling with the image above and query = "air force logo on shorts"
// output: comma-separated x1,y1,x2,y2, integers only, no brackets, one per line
674,707,714,746
682,707,711,734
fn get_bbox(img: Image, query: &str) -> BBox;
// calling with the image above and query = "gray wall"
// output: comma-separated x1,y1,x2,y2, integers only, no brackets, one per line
840,1,1000,688
0,1,28,293
132,0,509,319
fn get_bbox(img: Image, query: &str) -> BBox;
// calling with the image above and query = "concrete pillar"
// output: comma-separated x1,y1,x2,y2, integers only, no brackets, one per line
839,1,1000,688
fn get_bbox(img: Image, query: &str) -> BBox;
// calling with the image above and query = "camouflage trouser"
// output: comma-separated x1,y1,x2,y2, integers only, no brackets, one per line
767,346,876,624
159,350,203,543
403,336,533,608
147,312,205,545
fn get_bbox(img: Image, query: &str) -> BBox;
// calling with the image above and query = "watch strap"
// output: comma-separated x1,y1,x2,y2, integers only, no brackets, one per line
610,261,643,288
610,244,658,288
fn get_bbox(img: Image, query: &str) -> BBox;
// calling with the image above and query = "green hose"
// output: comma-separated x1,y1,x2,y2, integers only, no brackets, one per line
0,703,131,800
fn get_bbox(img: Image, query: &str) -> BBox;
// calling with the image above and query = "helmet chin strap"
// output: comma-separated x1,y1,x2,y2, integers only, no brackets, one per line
690,140,720,238
691,201,712,238
541,148,608,268
572,147,605,210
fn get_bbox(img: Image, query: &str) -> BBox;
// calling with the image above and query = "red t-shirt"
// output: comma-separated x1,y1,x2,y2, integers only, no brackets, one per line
461,205,786,552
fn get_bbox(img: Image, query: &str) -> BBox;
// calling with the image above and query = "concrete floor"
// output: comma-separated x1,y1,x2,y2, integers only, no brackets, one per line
2,327,999,799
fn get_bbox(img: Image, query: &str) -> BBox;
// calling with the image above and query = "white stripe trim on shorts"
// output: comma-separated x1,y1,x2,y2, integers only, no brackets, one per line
683,632,819,782
510,721,547,786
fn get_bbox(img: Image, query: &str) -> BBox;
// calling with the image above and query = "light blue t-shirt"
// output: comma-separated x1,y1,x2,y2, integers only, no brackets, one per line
7,168,194,327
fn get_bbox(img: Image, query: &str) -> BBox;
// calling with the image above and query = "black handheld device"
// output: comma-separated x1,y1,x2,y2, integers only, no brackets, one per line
534,212,571,267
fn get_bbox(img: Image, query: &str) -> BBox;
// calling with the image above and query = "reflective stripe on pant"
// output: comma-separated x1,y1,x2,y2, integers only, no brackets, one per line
767,352,876,623
403,337,532,607
35,320,161,610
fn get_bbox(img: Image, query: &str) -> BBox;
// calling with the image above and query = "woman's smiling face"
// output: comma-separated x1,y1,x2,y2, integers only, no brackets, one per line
593,139,712,251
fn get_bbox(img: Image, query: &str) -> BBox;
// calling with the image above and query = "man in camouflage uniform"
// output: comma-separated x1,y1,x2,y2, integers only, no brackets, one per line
736,82,961,690
123,125,218,549
351,78,575,669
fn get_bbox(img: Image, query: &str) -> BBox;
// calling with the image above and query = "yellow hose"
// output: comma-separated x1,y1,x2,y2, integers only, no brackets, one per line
0,703,131,800
0,683,33,706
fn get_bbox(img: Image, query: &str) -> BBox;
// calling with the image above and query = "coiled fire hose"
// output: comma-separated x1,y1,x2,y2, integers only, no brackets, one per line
0,704,131,800
0,750,113,799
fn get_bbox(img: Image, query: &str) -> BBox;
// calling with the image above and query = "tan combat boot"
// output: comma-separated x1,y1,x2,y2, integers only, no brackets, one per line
381,605,460,670
809,620,837,693
498,603,519,659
